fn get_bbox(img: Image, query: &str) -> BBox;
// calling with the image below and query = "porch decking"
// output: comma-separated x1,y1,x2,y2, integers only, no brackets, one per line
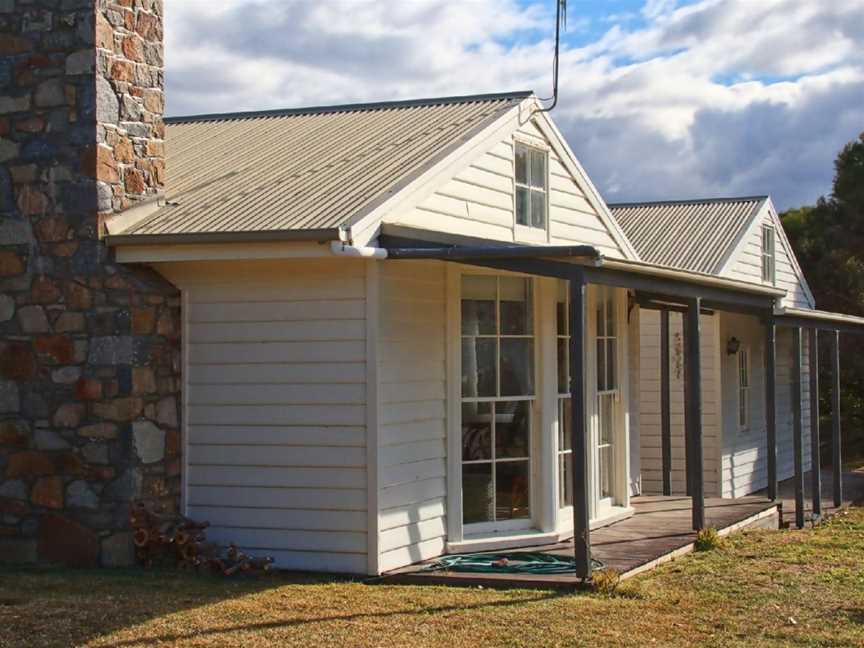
383,494,779,589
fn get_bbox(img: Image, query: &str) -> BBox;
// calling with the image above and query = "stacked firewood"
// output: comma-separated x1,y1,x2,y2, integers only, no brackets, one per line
129,500,274,576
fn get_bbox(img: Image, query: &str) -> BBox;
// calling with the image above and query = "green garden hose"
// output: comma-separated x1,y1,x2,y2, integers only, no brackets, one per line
421,552,604,575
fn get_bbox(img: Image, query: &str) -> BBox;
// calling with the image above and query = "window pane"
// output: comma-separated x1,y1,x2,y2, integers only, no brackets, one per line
606,293,615,337
461,275,497,335
495,401,530,459
515,145,528,185
461,338,496,397
596,301,605,337
559,452,572,508
496,460,530,520
556,290,567,335
599,393,614,445
530,190,546,229
529,149,546,190
500,277,532,335
596,338,606,391
559,399,572,450
606,338,616,389
463,463,494,524
516,186,529,226
599,446,613,499
462,402,492,461
500,338,534,396
557,337,568,394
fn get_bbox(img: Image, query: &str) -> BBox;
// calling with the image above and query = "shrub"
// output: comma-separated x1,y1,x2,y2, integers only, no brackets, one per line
591,567,621,596
695,527,723,551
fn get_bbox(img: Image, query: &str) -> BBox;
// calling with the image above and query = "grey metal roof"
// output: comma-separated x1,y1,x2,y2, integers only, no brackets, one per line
608,196,767,274
119,92,531,241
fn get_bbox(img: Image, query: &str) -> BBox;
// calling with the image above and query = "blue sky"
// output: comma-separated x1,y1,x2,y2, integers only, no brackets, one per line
163,0,864,211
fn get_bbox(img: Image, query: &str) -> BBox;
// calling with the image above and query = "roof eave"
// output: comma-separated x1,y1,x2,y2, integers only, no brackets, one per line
105,228,342,247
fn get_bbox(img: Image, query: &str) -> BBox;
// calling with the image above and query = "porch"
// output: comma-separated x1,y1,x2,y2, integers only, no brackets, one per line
383,493,780,589
383,467,864,589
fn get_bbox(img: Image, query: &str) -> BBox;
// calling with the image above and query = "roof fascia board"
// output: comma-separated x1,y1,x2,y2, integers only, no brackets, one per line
711,197,768,274
529,105,640,261
114,240,332,264
347,103,524,246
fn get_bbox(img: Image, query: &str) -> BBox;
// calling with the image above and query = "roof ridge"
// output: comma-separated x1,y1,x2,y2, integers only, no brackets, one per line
608,195,768,208
165,90,534,125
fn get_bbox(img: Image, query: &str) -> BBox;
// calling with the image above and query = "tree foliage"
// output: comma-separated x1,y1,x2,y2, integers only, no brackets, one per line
780,133,864,459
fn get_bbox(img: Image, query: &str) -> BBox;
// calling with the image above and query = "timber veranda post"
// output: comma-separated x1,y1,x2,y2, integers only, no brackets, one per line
809,328,822,520
684,297,705,531
660,309,672,497
568,269,592,581
792,328,805,529
831,330,843,508
765,316,778,501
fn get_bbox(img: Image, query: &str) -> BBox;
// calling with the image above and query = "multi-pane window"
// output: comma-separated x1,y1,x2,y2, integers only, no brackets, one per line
595,287,617,501
515,143,548,230
761,225,775,284
556,284,572,508
461,275,534,525
738,348,750,430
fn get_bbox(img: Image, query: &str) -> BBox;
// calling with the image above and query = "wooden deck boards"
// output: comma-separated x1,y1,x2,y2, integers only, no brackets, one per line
383,495,779,589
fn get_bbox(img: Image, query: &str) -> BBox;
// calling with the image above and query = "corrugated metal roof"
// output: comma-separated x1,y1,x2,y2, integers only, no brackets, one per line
608,196,767,274
120,92,530,240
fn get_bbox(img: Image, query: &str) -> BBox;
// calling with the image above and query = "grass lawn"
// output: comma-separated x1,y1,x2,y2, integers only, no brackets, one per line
2,509,864,648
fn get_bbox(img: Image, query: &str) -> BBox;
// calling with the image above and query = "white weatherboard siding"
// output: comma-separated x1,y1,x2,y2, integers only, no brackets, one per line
638,310,721,496
376,261,448,573
385,117,628,259
628,307,641,496
718,315,811,497
161,259,370,574
725,204,813,309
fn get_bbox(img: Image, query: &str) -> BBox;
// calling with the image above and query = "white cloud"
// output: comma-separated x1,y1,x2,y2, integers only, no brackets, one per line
163,0,864,209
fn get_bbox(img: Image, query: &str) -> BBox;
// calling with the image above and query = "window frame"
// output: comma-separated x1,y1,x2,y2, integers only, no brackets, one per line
761,225,775,284
737,347,750,431
513,139,550,242
459,274,536,533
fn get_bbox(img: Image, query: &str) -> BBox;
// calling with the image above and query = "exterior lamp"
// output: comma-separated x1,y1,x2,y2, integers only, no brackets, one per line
726,336,741,355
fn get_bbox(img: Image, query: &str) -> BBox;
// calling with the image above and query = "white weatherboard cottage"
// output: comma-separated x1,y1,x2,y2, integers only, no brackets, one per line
609,198,816,499
108,92,840,576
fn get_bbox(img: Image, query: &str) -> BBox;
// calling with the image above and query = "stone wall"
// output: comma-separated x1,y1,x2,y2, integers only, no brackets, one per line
0,0,181,567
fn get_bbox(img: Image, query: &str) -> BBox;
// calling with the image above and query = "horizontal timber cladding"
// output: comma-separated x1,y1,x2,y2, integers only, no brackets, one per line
383,117,628,259
725,205,813,309
376,261,449,572
161,258,371,574
716,315,811,498
638,309,722,496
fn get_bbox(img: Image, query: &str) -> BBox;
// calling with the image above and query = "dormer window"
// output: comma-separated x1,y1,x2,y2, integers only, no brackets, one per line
515,143,547,230
761,225,775,284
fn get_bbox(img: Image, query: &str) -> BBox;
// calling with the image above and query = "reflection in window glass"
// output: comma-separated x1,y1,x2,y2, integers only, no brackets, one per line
461,274,535,525
514,143,547,231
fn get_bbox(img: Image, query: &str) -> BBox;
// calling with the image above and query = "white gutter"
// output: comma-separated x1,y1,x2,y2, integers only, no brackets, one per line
774,305,864,327
330,240,388,259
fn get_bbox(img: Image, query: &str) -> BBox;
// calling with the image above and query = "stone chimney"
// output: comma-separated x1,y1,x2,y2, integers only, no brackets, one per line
0,0,181,567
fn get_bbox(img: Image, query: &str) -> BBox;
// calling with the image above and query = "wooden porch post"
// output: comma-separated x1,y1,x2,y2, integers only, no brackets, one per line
684,297,704,530
660,309,672,496
831,330,843,508
765,316,778,501
569,270,591,580
809,328,822,520
792,327,805,529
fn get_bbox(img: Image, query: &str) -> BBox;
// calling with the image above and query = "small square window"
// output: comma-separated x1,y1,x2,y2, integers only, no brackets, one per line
514,143,547,231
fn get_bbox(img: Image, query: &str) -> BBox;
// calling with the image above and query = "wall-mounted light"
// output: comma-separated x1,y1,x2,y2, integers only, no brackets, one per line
726,336,741,355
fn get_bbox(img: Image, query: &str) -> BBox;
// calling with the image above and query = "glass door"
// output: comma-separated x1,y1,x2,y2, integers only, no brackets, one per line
460,275,535,533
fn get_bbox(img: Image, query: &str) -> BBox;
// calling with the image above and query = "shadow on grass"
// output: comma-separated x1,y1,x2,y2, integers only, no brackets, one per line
0,564,570,647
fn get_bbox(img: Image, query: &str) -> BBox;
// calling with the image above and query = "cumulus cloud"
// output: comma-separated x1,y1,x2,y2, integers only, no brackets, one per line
164,0,864,210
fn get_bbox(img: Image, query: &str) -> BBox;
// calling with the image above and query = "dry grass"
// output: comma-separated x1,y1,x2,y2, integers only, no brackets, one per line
2,509,864,648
